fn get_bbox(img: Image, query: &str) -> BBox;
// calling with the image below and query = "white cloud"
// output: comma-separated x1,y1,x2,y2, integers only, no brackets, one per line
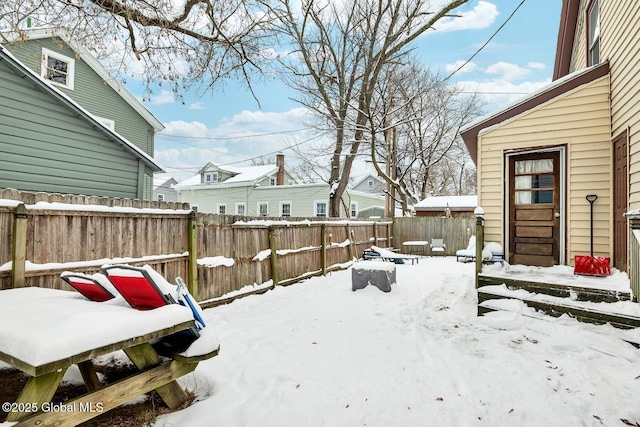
150,90,175,105
433,1,499,32
456,77,552,114
154,108,324,182
484,61,531,82
446,60,478,75
528,61,547,70
161,120,209,138
189,102,206,110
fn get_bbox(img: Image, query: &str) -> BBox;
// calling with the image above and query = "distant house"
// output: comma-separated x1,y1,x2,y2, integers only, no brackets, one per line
2,28,164,199
0,44,163,199
175,154,387,217
415,196,477,218
153,174,179,203
351,174,386,195
459,0,636,271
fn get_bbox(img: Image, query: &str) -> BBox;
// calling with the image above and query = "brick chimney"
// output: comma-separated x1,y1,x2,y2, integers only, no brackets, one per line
276,153,285,185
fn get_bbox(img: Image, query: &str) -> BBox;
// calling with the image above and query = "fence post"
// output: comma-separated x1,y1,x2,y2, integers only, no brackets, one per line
373,222,378,246
321,223,327,276
11,203,27,288
187,210,198,299
474,207,484,289
269,226,279,286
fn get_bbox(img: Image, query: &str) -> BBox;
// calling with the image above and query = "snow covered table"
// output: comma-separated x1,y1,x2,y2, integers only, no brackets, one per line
0,287,219,425
352,261,397,292
401,240,429,256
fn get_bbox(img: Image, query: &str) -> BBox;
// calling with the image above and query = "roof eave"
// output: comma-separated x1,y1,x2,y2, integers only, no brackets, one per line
553,0,581,80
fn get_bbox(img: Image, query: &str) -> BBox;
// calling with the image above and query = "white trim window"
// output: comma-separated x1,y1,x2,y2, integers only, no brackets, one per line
315,201,327,217
41,48,75,90
587,0,600,66
236,203,246,216
270,177,276,186
217,203,227,214
280,201,292,217
157,194,165,202
258,202,269,217
205,172,219,183
350,202,358,218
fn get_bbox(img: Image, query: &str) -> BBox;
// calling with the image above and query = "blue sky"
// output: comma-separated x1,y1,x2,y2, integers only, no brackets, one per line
128,0,562,182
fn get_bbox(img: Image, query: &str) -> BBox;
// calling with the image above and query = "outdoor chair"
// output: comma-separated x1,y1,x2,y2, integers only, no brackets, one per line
456,236,476,262
101,264,202,352
430,238,446,256
101,264,178,310
60,272,116,302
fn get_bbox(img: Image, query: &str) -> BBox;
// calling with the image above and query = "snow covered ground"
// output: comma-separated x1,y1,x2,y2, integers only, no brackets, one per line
4,256,640,427
155,257,640,427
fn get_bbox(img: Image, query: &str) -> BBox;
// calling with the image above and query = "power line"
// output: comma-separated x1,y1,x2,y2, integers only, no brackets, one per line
156,127,311,140
444,0,527,81
158,131,330,173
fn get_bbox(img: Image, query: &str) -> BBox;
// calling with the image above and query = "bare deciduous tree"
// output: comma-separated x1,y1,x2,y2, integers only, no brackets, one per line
367,62,483,214
274,0,470,217
0,0,279,101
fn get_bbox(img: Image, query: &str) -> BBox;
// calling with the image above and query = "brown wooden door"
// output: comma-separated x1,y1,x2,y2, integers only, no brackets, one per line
509,152,561,266
613,132,628,272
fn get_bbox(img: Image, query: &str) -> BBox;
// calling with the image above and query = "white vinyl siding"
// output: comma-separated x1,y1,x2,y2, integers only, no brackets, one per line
176,184,385,216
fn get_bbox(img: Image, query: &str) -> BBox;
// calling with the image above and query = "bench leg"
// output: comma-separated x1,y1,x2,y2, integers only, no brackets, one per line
13,360,198,427
124,342,191,409
78,360,103,392
5,367,68,422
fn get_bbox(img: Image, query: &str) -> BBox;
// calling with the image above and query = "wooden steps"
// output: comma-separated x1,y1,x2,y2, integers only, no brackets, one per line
477,273,638,330
478,273,632,303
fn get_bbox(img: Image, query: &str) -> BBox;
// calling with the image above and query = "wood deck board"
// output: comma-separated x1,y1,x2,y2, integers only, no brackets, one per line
478,290,640,329
478,273,631,303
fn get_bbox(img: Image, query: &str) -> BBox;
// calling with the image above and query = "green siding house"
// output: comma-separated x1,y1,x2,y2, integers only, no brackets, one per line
1,28,164,199
0,44,163,199
176,155,388,218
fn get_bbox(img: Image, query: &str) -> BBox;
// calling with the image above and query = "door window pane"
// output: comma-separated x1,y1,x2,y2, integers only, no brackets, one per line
515,174,553,189
516,190,553,204
514,158,554,205
515,159,553,174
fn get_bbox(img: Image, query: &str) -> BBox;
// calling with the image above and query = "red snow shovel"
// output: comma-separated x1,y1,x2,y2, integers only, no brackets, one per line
574,194,611,276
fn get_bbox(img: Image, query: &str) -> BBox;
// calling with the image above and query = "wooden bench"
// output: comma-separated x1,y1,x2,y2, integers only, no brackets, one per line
0,287,219,426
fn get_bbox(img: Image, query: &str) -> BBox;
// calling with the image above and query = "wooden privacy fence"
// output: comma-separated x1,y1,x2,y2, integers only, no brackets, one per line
393,216,477,256
0,189,476,303
0,190,392,302
190,214,392,301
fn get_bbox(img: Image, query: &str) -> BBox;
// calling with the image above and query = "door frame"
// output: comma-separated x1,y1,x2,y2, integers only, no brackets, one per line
504,146,566,265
